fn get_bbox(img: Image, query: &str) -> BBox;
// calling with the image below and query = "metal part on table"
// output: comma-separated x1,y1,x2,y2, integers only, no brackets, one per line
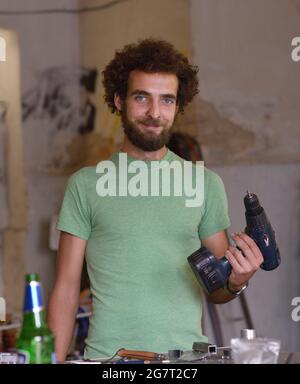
240,329,256,340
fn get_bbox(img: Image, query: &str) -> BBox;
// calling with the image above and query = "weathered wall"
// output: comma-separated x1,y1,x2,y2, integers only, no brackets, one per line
190,0,300,165
0,28,27,315
0,0,81,308
190,0,300,351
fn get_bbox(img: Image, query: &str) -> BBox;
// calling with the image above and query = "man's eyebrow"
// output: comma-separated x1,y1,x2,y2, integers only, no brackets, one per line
130,90,151,96
130,90,177,99
161,93,177,100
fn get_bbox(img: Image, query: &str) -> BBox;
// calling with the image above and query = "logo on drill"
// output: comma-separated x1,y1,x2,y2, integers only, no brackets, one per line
291,297,300,321
0,297,6,322
0,37,6,62
263,234,269,247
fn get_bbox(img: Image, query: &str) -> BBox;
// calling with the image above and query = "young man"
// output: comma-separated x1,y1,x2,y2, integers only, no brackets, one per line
47,39,263,361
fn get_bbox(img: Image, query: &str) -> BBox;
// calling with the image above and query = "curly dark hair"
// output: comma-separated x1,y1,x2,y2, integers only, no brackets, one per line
102,38,199,114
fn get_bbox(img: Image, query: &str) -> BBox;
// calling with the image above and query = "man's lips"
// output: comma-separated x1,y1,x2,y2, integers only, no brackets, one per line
139,122,163,130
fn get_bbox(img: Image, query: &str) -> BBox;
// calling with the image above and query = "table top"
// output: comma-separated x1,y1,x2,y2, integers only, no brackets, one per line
66,350,300,364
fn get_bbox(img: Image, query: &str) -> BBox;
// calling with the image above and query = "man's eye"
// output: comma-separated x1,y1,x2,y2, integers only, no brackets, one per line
162,98,175,105
134,95,147,102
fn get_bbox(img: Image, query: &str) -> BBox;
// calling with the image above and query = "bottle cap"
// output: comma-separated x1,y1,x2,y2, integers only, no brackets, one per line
25,273,40,283
240,329,256,340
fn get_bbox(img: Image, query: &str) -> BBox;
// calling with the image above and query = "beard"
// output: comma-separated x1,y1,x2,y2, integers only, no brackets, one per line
120,108,175,152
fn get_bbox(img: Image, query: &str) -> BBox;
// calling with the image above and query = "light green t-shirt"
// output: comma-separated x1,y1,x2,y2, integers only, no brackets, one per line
57,149,230,358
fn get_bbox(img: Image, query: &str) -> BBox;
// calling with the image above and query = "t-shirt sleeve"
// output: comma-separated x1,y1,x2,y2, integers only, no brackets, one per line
198,168,230,240
56,170,91,240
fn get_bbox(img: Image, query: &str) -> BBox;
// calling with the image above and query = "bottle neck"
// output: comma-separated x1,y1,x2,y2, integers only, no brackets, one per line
21,280,47,329
22,308,47,329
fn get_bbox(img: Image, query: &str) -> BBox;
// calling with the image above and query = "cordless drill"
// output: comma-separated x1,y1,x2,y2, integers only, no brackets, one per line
188,191,281,294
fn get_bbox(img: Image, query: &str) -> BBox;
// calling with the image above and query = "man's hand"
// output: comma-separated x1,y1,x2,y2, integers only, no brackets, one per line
202,230,263,303
226,232,264,291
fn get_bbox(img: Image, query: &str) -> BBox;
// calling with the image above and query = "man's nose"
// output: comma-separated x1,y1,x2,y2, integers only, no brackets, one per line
147,100,161,119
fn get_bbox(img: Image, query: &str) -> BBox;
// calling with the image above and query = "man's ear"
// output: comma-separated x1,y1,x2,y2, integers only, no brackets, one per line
114,93,123,112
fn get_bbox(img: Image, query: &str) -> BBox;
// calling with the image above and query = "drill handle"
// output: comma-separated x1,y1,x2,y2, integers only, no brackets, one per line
245,211,281,270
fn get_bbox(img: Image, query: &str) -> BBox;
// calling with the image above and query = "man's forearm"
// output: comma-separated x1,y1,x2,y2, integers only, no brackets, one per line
47,289,79,362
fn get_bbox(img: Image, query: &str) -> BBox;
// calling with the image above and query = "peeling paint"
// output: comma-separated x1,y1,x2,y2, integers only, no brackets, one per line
175,97,256,155
22,66,97,134
66,133,118,174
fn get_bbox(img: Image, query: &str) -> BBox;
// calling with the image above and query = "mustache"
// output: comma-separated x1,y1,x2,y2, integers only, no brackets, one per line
137,117,163,127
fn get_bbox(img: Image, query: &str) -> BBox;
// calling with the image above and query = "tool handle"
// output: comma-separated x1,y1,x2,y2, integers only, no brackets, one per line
117,349,160,361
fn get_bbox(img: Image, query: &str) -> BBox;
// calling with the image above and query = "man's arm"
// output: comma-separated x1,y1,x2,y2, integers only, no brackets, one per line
47,231,86,362
201,231,263,304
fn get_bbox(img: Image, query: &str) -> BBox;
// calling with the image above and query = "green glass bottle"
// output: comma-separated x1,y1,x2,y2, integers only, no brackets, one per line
16,273,55,364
